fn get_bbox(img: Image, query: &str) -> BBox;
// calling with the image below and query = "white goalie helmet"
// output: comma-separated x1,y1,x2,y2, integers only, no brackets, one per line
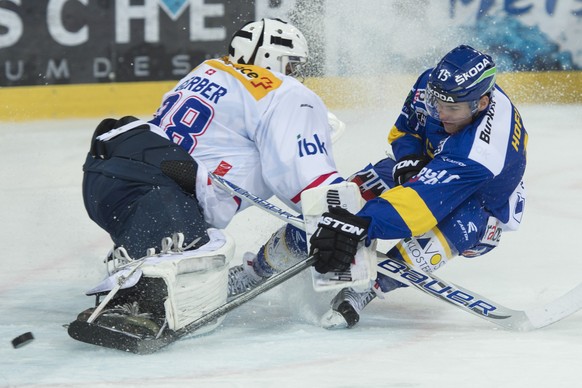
228,18,309,77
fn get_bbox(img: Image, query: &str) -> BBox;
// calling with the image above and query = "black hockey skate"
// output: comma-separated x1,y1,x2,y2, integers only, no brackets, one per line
67,305,177,354
320,287,377,329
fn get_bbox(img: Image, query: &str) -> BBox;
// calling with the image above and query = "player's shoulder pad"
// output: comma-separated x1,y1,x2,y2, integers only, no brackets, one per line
206,58,283,100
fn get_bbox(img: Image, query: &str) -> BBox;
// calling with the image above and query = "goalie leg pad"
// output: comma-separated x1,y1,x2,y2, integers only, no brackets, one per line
139,229,235,333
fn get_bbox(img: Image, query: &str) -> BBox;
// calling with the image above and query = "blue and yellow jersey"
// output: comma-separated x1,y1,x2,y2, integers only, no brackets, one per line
359,70,528,241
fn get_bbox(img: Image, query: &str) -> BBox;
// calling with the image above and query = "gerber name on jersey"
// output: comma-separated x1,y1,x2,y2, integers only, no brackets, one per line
175,75,228,104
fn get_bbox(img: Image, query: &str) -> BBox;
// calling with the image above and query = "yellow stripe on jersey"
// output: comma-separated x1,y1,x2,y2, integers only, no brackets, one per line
379,185,437,236
388,125,422,145
207,59,282,100
388,125,406,144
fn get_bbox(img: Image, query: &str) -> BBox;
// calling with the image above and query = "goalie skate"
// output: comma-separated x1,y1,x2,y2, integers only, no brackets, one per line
68,302,179,354
227,252,264,298
68,229,234,353
67,273,226,354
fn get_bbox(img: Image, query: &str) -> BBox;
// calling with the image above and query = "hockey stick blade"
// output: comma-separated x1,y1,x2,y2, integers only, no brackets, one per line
522,282,582,329
209,173,582,331
376,253,582,331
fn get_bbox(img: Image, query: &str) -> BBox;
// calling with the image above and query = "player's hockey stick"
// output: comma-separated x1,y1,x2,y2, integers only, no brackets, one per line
374,253,582,331
209,172,305,228
209,172,582,331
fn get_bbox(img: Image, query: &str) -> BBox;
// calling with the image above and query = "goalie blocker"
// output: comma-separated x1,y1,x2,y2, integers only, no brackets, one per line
68,229,235,352
301,181,377,292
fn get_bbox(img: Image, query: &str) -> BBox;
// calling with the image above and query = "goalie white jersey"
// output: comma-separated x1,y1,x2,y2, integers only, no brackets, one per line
149,58,343,228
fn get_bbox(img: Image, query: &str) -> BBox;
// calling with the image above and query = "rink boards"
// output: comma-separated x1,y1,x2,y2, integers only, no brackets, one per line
1,71,581,121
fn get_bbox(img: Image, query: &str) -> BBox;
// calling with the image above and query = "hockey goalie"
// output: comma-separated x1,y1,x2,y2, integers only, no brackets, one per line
69,18,348,353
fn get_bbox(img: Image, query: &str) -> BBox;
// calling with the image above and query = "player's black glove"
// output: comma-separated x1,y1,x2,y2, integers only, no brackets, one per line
309,207,370,274
392,154,430,186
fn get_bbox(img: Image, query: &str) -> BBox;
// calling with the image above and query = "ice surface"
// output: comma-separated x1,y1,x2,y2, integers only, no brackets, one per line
1,105,581,388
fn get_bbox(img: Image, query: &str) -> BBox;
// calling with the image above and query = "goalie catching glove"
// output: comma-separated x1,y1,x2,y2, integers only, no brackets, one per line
309,207,370,273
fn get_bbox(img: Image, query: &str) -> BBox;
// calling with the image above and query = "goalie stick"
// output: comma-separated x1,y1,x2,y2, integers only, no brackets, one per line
209,172,582,331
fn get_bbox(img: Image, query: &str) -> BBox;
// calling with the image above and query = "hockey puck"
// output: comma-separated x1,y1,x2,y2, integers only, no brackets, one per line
12,332,34,348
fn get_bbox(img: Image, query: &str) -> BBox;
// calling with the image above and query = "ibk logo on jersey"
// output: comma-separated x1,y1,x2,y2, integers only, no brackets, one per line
297,134,327,157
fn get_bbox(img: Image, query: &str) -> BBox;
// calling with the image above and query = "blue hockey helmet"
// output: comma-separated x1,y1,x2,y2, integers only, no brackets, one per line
425,45,497,121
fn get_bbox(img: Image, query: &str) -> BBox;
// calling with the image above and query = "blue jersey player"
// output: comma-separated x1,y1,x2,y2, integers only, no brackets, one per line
309,45,528,329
